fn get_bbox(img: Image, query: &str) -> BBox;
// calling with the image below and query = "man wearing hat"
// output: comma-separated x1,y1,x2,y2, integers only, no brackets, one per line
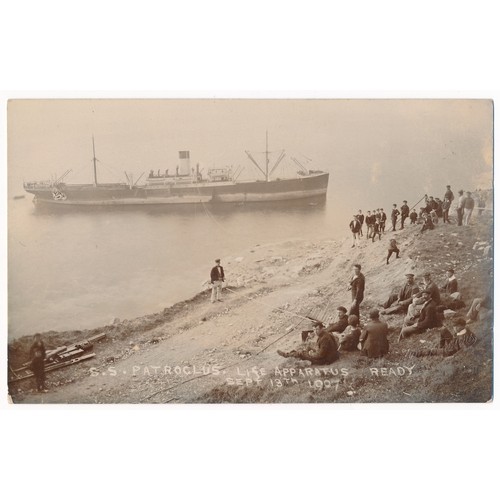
443,185,455,204
359,309,389,358
278,321,339,365
381,273,415,314
463,191,475,225
398,288,440,340
210,258,225,303
455,189,466,226
400,200,410,229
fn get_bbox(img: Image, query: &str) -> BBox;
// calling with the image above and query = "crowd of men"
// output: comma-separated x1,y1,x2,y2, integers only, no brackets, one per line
277,184,490,366
349,185,487,250
277,263,490,365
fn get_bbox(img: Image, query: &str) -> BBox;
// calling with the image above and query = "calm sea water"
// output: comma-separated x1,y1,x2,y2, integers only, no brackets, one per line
8,193,352,339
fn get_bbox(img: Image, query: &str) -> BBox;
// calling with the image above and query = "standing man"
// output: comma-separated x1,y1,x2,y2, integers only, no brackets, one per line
409,209,418,224
380,208,387,233
444,185,455,206
442,197,451,223
463,191,475,225
391,204,400,231
400,200,410,229
348,264,365,318
29,334,48,393
349,215,362,248
210,258,225,303
365,211,373,239
356,210,365,237
455,189,465,226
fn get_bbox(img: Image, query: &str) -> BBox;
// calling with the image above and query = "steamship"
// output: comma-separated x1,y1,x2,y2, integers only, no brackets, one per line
23,136,329,207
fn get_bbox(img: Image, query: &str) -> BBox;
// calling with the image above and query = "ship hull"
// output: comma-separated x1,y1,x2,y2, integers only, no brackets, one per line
25,173,329,206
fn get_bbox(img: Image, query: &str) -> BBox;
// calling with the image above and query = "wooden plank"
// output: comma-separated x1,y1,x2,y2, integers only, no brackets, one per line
8,353,96,383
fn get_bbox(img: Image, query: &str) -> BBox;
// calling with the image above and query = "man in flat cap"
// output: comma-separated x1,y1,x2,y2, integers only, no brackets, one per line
400,200,410,229
278,321,339,365
444,185,455,204
210,258,225,303
380,273,416,315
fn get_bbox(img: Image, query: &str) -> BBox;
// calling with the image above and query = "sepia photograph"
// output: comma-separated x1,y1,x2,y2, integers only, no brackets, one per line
7,98,493,404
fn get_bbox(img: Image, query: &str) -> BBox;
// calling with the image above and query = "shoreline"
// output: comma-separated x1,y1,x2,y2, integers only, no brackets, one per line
8,212,493,404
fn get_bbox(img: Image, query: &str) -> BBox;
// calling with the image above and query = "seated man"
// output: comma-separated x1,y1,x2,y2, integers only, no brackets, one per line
359,309,389,358
398,289,440,341
440,268,463,310
381,273,415,314
335,315,361,351
441,268,458,295
466,290,493,323
422,272,441,305
324,306,349,337
409,317,476,358
403,289,426,327
278,322,339,365
420,212,435,233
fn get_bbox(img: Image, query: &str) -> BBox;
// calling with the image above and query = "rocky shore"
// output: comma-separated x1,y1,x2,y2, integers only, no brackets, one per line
8,211,493,404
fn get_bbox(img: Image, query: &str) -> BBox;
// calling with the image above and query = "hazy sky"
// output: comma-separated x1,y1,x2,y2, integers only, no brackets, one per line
8,99,493,208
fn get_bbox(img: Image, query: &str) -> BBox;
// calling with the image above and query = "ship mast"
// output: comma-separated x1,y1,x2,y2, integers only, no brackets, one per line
92,136,98,186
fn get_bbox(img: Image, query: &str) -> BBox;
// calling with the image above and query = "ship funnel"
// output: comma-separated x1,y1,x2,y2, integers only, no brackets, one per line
179,151,190,176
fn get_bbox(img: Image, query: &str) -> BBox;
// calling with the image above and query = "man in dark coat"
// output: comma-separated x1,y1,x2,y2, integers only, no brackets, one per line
380,208,387,233
356,210,365,237
337,315,362,351
441,269,458,295
423,272,441,304
324,306,349,336
444,185,455,204
210,258,225,303
400,201,410,229
398,289,440,340
409,209,418,224
386,238,400,264
360,309,389,358
365,211,374,239
381,273,415,314
391,204,400,231
29,333,48,392
349,215,362,248
278,323,339,365
348,264,365,318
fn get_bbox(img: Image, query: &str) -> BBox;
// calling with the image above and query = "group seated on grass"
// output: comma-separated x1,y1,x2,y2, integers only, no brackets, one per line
277,269,491,365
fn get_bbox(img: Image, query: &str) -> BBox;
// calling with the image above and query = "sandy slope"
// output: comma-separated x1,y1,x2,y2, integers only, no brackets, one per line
9,214,493,404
